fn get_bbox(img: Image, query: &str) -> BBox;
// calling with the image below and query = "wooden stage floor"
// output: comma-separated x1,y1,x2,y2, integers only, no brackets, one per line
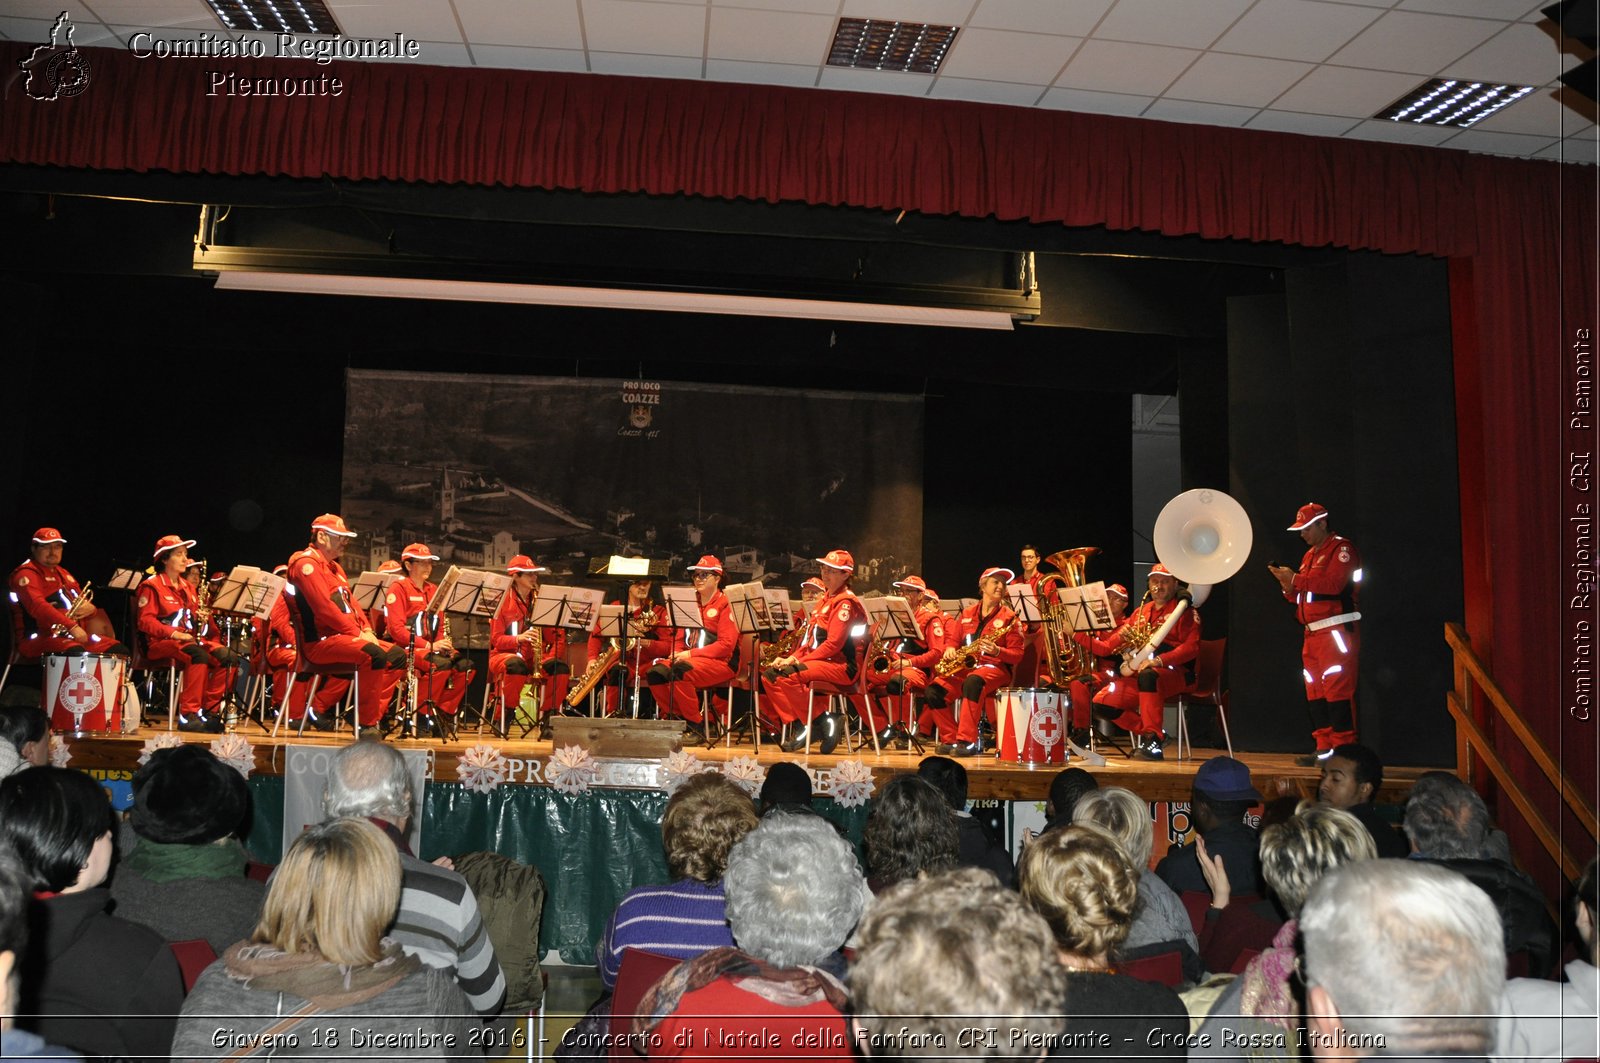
61,722,1432,805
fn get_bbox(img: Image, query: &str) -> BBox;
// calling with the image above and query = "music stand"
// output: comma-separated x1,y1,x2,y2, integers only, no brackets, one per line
863,595,926,753
587,555,672,580
1056,580,1117,762
1006,583,1044,624
349,570,399,613
206,566,286,734
713,583,770,747
591,605,629,718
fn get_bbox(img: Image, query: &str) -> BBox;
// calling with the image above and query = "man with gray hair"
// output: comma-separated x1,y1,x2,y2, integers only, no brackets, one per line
324,739,505,1016
1404,772,1556,978
1300,860,1505,1059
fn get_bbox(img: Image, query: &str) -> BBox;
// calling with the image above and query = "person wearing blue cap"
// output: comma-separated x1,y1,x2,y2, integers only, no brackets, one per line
1155,755,1262,897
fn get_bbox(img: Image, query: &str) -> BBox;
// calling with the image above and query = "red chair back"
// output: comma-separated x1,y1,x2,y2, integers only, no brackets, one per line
1190,638,1227,699
608,948,681,1059
1119,949,1184,987
169,938,218,993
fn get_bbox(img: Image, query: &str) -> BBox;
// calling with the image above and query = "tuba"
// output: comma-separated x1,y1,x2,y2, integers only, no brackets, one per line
1037,548,1100,687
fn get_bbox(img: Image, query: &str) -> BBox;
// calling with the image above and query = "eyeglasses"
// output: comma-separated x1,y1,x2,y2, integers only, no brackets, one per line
691,572,715,581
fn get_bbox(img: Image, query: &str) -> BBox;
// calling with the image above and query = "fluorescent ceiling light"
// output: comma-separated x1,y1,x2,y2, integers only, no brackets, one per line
206,0,340,34
1374,78,1536,128
213,271,1017,330
827,18,958,74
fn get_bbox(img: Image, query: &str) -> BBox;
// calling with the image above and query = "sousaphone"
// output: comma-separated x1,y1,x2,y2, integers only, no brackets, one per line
1151,489,1253,605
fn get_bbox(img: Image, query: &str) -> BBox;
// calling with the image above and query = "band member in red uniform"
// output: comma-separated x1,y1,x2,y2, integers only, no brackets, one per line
923,567,1024,758
286,514,405,729
7,527,128,659
1064,582,1129,739
580,577,670,716
366,559,402,635
136,536,240,730
645,556,739,735
383,543,475,726
259,564,348,727
1011,545,1058,685
767,549,868,755
488,556,568,723
1086,563,1200,761
866,575,948,748
1269,502,1362,766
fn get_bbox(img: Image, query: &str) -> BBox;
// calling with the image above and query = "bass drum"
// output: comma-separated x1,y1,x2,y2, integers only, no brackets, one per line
44,653,127,734
995,687,1066,766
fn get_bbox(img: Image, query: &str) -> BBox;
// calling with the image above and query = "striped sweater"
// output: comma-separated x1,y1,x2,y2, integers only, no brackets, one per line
596,879,735,990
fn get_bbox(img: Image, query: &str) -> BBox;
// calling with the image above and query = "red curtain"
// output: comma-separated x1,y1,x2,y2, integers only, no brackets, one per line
3,43,1594,855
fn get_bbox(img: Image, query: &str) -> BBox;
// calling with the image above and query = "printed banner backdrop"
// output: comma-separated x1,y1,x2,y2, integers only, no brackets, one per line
341,371,924,591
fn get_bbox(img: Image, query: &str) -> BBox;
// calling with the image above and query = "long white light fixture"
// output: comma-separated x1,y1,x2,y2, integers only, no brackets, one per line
213,270,1018,330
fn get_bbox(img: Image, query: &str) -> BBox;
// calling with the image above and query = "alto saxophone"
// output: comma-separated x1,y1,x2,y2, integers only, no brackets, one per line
566,610,650,707
934,615,1017,678
760,623,805,667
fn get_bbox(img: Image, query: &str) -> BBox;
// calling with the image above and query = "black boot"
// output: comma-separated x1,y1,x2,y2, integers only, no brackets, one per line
780,722,811,753
818,712,842,755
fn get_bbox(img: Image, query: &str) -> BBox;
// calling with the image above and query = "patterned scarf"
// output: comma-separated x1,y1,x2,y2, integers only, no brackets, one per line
1237,918,1301,1029
632,946,848,1038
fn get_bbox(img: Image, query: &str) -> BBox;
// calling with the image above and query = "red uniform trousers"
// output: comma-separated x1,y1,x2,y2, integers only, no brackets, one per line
866,664,929,728
487,653,569,718
144,637,233,714
921,663,1010,744
301,634,402,726
266,644,350,720
20,625,121,660
1302,624,1359,751
1092,665,1188,736
650,659,735,724
764,661,872,728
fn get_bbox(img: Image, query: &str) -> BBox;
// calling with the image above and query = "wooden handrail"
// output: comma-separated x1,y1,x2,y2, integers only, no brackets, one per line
1444,622,1598,882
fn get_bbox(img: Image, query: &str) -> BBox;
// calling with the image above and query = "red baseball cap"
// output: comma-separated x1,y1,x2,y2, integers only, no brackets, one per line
1108,583,1130,599
924,588,941,602
980,566,1015,583
311,513,356,538
687,555,724,574
816,549,854,572
401,542,440,561
152,534,197,558
801,576,825,593
209,571,227,583
892,575,927,592
507,555,549,574
31,528,66,544
272,564,289,577
1149,563,1175,578
378,560,403,574
1288,502,1328,531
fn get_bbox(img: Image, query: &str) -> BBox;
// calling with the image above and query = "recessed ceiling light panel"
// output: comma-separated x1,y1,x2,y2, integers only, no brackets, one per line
1374,78,1536,128
206,0,341,35
827,17,958,74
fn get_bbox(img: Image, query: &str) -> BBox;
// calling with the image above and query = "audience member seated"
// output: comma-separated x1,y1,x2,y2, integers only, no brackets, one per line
596,772,758,991
1156,755,1262,897
1495,855,1598,1062
758,761,813,816
110,744,266,953
0,706,49,773
861,774,959,893
1403,771,1557,978
0,766,182,1060
172,818,476,1059
1018,825,1189,1058
918,756,1015,888
1193,801,1376,1058
1301,860,1505,1059
323,739,506,1015
0,844,81,1061
851,867,1069,1058
635,812,867,1061
1042,766,1099,834
1315,743,1408,858
1074,787,1201,982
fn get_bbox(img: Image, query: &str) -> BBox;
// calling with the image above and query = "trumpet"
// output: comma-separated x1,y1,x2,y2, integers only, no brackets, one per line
933,616,1016,678
49,583,95,636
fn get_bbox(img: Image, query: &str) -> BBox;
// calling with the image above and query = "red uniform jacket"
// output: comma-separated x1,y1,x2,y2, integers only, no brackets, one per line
892,605,951,671
1011,571,1060,605
586,601,670,662
798,590,867,668
953,602,1025,667
135,573,200,641
1113,598,1201,668
491,589,566,665
286,548,367,642
1287,535,1361,626
675,590,738,663
8,560,83,640
384,576,444,652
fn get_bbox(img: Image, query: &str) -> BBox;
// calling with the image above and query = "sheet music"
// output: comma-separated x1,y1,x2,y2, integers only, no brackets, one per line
1006,583,1043,623
210,566,286,620
425,565,462,615
531,584,605,630
1057,581,1117,632
107,568,142,591
350,570,400,612
763,589,792,629
723,581,773,634
449,569,512,618
662,585,703,629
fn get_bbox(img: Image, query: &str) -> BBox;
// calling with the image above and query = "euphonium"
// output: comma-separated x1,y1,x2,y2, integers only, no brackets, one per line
1037,547,1100,687
934,615,1016,678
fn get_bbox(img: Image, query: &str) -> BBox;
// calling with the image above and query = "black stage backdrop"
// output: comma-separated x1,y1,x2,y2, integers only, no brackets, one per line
340,370,924,589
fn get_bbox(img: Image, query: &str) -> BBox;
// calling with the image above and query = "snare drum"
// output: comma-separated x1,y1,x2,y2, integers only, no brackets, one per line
996,687,1066,766
44,653,127,734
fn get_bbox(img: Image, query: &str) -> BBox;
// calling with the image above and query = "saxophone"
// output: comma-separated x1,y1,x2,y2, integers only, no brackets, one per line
934,615,1017,678
565,608,651,707
760,623,805,667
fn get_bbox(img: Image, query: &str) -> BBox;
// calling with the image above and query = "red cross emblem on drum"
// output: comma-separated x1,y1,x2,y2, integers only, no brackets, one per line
1030,702,1063,753
60,672,102,726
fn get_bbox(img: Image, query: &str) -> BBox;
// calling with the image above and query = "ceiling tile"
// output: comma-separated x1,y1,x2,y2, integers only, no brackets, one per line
471,44,589,70
1470,87,1590,136
705,58,819,85
1397,0,1543,19
1271,64,1433,116
406,42,475,66
969,0,1116,37
708,7,833,65
1441,23,1579,85
1437,127,1558,156
1343,117,1461,145
4,15,118,44
1095,0,1254,50
1164,52,1312,106
455,0,582,50
114,14,217,34
713,0,839,11
1246,109,1363,135
938,27,1079,84
929,76,1046,105
582,0,706,57
327,0,461,39
1329,10,1505,74
840,0,975,25
818,66,935,95
1530,139,1597,164
87,0,209,23
1214,0,1382,63
1056,38,1198,96
589,50,704,76
1143,97,1258,125
4,2,104,20
1037,85,1153,115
